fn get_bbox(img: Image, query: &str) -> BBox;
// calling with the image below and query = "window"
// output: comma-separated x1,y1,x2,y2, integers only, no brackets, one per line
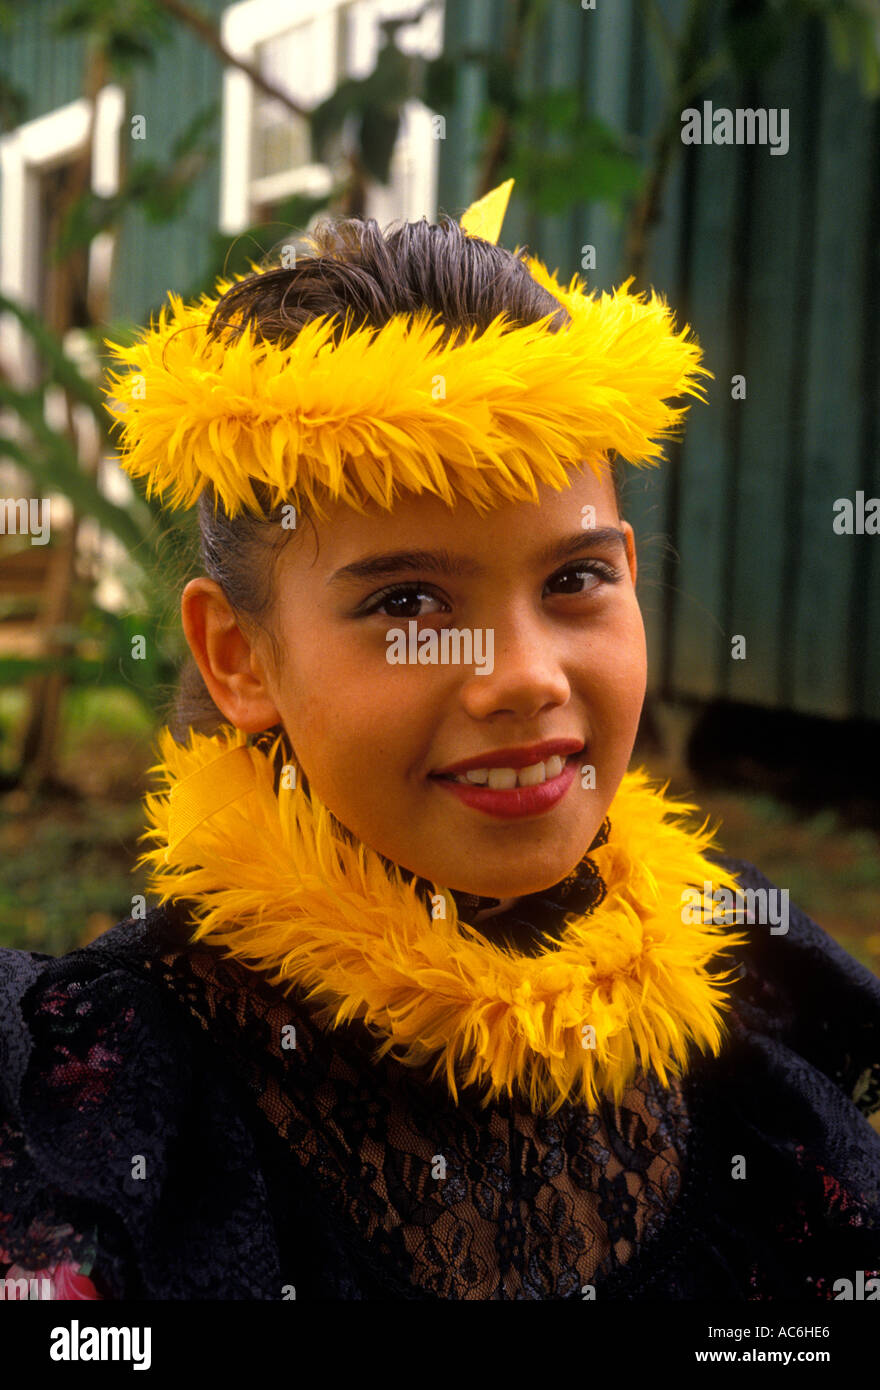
0,85,124,383
220,0,444,234
0,87,128,613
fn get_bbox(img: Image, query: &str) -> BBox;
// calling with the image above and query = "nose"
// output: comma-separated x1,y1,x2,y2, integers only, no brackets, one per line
457,607,571,721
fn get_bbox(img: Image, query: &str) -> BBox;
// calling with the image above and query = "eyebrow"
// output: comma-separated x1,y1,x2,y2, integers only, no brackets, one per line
327,527,628,586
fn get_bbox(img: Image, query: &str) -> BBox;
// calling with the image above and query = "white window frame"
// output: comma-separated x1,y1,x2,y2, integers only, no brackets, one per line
0,87,130,612
0,85,125,385
219,0,444,235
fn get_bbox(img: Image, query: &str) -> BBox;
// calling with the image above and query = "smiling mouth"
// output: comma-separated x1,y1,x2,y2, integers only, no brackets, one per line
429,754,580,820
433,754,567,789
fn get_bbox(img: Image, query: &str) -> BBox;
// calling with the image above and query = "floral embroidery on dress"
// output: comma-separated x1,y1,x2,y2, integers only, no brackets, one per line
0,1219,103,1300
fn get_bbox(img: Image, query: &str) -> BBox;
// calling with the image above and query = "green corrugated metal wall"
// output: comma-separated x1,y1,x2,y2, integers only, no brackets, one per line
439,0,880,724
109,1,226,321
0,0,87,113
0,0,227,323
2,0,878,721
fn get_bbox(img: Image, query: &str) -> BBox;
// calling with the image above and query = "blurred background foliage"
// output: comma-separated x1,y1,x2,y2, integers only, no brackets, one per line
0,0,878,964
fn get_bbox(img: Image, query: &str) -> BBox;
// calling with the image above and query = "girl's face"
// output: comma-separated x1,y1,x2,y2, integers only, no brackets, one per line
254,465,647,898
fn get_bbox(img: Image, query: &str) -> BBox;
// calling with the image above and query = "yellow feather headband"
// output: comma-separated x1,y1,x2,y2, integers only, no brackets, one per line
102,179,709,518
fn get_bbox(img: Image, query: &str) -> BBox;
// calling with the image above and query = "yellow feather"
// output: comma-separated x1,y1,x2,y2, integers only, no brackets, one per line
103,249,709,518
134,725,749,1115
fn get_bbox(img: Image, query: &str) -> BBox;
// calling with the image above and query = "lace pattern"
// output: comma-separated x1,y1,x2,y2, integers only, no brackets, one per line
142,923,689,1297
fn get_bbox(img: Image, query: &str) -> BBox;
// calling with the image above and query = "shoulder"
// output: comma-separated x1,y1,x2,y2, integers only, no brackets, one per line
704,851,880,1115
697,845,878,1162
675,853,880,1294
0,910,199,1298
0,907,282,1298
0,909,202,1124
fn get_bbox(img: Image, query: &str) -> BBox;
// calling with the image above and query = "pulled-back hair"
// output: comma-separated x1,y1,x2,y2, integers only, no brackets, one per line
172,214,607,740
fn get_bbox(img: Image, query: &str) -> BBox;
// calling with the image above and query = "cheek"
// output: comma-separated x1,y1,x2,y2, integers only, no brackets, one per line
275,636,428,781
618,608,648,688
576,628,645,813
582,604,647,720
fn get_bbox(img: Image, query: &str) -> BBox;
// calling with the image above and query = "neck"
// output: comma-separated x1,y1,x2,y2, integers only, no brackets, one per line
472,896,520,923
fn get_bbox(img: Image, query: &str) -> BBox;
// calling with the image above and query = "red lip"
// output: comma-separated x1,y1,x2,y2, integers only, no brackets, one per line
432,738,584,777
432,757,580,819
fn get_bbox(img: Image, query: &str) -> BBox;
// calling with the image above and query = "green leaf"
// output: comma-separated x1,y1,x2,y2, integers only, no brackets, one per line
312,39,416,167
821,8,880,97
858,38,880,97
138,160,209,224
52,0,97,34
268,191,335,228
53,105,219,256
359,106,401,184
0,365,147,552
105,30,159,70
486,56,521,114
0,293,107,416
171,101,222,160
54,190,122,259
365,40,416,107
311,77,367,163
0,656,107,685
507,117,643,214
515,87,579,131
0,427,147,552
53,0,173,74
0,71,27,133
422,54,458,110
722,7,789,76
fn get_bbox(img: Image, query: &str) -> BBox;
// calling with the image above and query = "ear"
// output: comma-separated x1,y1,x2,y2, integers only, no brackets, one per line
180,578,282,732
621,520,638,586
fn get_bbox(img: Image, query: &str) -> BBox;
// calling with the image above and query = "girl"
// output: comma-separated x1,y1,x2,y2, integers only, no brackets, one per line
1,183,878,1301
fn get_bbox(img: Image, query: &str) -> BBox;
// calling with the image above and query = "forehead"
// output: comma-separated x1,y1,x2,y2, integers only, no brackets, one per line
289,465,619,574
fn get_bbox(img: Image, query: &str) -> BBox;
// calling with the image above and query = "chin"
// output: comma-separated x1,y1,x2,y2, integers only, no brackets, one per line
447,855,587,901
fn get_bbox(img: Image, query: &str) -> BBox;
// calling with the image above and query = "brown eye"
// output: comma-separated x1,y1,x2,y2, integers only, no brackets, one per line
363,585,447,619
544,562,621,597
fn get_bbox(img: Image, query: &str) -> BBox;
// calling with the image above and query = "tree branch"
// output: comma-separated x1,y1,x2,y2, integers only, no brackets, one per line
153,0,312,120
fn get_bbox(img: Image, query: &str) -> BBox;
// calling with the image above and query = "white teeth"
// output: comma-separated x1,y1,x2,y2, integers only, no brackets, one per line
451,756,569,788
465,768,489,784
487,767,518,790
517,761,546,787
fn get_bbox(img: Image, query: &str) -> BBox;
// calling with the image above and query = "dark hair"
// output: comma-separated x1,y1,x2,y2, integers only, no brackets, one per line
171,214,617,741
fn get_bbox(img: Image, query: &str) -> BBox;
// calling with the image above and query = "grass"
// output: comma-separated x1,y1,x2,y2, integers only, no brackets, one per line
637,761,880,978
0,687,155,953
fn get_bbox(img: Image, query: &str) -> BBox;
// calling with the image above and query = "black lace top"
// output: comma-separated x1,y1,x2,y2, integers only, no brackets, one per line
1,851,878,1300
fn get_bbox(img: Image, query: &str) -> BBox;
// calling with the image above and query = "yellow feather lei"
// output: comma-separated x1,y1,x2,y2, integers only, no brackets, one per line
135,725,748,1115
